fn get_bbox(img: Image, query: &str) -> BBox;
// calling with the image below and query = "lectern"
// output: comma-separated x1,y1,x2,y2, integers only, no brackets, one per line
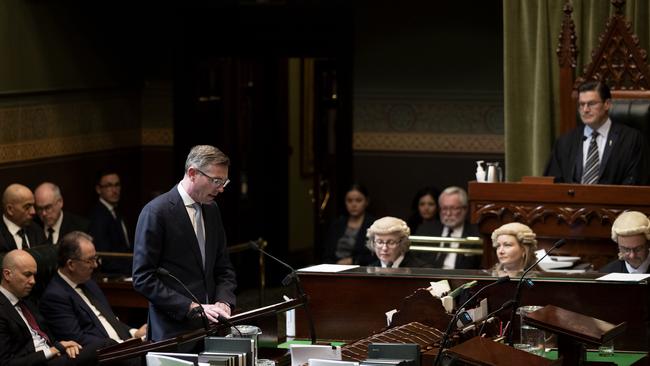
523,305,627,366
442,336,560,366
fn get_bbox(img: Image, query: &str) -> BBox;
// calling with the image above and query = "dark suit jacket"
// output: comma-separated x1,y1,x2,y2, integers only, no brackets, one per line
599,259,650,274
0,290,102,366
88,202,131,274
0,293,53,366
322,214,375,266
34,211,90,245
132,186,237,341
369,251,430,268
0,219,46,254
39,273,130,347
544,122,648,185
415,221,482,269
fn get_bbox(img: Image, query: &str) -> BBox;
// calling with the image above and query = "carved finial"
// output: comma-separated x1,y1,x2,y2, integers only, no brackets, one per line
563,1,573,16
612,0,625,15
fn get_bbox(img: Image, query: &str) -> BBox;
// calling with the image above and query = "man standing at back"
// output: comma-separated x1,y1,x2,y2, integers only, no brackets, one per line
88,171,131,274
133,145,236,342
545,81,648,185
0,184,45,253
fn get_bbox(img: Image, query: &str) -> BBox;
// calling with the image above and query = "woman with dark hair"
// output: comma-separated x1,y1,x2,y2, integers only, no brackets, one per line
406,186,440,234
322,184,375,265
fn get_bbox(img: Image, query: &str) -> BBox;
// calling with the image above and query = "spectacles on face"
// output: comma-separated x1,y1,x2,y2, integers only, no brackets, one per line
374,239,401,248
440,206,465,213
35,199,61,213
196,168,230,188
72,255,100,265
578,100,603,110
618,245,648,255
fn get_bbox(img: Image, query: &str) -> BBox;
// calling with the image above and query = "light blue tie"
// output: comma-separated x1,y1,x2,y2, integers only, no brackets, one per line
193,203,206,267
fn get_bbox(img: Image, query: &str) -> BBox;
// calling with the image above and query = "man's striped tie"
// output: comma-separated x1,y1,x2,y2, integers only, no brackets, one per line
582,131,600,184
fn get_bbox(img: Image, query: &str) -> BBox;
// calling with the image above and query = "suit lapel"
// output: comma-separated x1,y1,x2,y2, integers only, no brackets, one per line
600,123,619,178
0,221,18,250
54,274,109,337
0,291,36,345
572,125,586,182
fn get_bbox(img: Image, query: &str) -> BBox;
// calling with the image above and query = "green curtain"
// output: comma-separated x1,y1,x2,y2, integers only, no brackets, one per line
503,0,650,181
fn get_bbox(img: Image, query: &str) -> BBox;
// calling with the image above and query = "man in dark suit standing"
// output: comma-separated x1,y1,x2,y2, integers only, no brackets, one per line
40,231,146,348
600,211,650,274
0,249,97,366
133,145,236,342
0,184,45,253
87,171,131,275
34,182,89,245
416,186,481,269
545,81,648,185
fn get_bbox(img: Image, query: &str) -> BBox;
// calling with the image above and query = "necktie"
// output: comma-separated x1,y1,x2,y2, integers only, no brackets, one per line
16,300,51,345
77,283,131,340
45,227,55,245
112,207,130,248
17,229,29,249
193,203,206,268
435,227,453,267
582,131,600,184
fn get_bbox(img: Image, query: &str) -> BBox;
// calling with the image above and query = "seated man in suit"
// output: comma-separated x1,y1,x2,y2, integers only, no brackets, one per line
600,211,650,274
88,171,131,275
0,184,45,253
34,182,89,245
40,231,146,348
545,80,648,185
416,186,481,269
0,249,97,366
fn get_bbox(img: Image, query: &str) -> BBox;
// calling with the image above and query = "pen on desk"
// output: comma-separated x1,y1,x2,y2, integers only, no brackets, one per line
502,321,511,337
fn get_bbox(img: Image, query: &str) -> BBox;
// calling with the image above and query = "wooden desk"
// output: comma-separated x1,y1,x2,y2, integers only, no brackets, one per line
98,279,149,326
296,267,650,351
468,181,650,269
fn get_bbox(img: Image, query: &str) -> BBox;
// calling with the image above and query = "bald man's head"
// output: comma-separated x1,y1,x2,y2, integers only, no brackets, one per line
1,249,37,298
34,182,64,228
2,184,36,227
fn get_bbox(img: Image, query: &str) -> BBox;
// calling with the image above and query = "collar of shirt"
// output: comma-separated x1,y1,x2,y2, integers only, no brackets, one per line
625,253,650,274
57,269,80,288
443,224,464,240
0,285,19,306
99,198,117,219
47,211,64,238
382,254,405,268
177,183,197,207
2,215,22,238
583,118,611,139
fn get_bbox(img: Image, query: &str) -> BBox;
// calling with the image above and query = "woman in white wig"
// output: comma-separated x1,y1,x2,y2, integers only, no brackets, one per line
600,211,650,273
491,222,539,273
366,216,428,268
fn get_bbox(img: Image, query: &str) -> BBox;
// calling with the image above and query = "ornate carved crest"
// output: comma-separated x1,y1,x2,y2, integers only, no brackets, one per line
475,203,622,226
556,1,577,69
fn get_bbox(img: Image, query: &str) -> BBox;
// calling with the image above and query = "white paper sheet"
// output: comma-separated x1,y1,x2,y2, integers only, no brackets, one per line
297,264,359,273
291,345,341,366
596,273,650,282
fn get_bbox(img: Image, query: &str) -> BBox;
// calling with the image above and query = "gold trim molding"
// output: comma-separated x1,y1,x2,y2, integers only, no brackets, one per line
0,128,173,164
353,132,504,153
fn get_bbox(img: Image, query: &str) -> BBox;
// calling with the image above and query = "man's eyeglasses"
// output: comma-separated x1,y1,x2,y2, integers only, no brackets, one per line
374,239,401,248
35,199,62,213
72,255,100,265
578,100,603,110
196,168,230,188
618,245,648,255
98,182,121,189
440,206,465,213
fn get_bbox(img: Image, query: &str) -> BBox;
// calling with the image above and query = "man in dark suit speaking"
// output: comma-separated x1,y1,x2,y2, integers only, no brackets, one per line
133,145,237,342
545,81,648,185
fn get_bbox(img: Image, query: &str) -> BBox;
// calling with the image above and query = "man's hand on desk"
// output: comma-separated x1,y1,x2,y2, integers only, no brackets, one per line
189,302,231,323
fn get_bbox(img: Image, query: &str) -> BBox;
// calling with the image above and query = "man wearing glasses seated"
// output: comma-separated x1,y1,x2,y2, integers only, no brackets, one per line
39,231,146,351
545,81,648,185
600,211,650,274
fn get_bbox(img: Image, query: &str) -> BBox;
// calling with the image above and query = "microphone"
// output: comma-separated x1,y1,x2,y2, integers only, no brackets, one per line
505,238,566,346
156,267,209,331
248,240,317,344
434,276,510,366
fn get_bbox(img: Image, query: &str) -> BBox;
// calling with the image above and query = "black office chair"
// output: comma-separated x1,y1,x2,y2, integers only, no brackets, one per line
610,99,650,142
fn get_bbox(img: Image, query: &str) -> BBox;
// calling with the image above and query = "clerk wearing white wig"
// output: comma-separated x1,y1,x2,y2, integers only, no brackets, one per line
600,211,650,273
366,216,428,268
491,222,539,273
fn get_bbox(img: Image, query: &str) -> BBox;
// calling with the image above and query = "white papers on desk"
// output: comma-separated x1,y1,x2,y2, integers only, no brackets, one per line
596,273,650,282
535,249,578,270
428,280,450,298
291,345,341,366
298,264,359,273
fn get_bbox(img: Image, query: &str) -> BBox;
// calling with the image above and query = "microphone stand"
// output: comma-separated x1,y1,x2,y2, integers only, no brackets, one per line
505,239,566,346
156,267,209,332
249,241,317,344
434,276,510,366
